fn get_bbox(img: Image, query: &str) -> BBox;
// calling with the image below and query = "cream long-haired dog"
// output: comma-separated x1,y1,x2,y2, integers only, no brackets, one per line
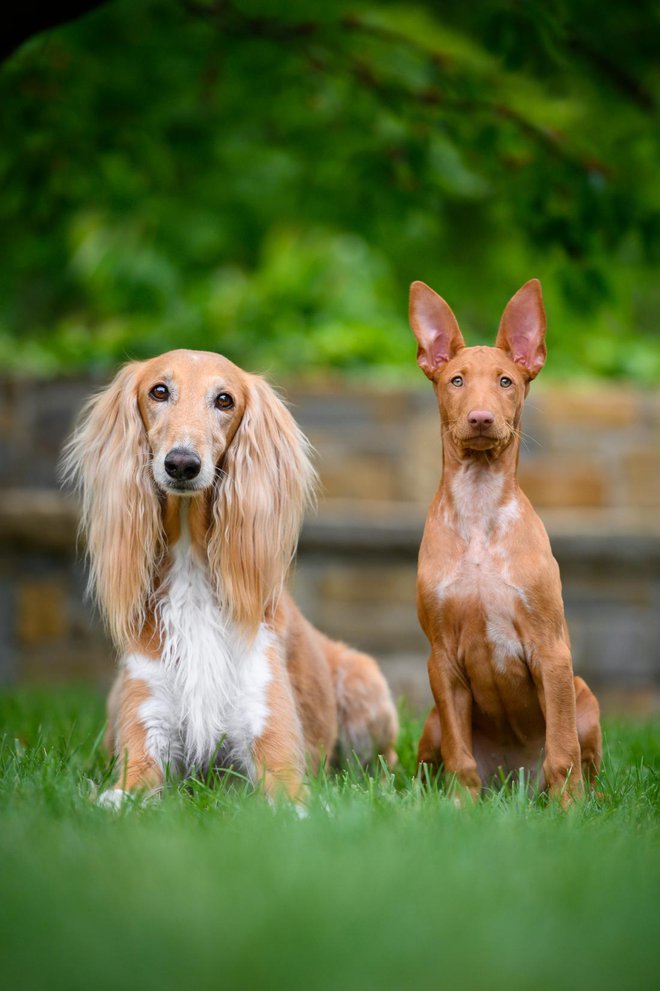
63,349,398,806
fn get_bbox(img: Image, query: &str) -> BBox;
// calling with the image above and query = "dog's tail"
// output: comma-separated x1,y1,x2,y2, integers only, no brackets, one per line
321,635,399,767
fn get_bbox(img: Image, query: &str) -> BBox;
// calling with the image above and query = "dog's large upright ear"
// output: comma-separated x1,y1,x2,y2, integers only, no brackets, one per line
409,281,465,380
60,362,162,648
209,376,317,640
495,279,547,380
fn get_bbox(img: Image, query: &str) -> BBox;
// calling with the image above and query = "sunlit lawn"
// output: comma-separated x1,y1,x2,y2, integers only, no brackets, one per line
1,686,658,991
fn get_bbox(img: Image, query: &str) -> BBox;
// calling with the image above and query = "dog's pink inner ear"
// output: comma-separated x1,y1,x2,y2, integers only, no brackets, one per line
495,279,547,380
409,281,465,380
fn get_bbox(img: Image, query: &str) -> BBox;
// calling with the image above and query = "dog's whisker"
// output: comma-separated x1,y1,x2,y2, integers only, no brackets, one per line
516,428,542,449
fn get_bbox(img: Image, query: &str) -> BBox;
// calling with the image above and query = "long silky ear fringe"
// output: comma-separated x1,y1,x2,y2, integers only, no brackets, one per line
60,363,163,649
208,375,318,640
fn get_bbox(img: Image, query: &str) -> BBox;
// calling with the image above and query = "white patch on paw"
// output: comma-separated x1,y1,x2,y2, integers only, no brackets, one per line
98,788,129,809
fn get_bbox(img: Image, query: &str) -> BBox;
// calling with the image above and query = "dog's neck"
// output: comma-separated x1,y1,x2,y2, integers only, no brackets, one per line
438,419,522,540
161,492,210,553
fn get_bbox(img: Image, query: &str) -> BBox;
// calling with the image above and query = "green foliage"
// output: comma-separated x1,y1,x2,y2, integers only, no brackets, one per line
0,0,658,380
0,686,659,991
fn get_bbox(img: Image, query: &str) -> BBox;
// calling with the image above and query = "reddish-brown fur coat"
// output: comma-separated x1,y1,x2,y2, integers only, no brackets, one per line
409,281,601,804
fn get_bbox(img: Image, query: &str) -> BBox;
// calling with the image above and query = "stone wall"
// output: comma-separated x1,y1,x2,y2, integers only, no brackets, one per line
293,382,660,514
1,375,659,713
2,375,659,513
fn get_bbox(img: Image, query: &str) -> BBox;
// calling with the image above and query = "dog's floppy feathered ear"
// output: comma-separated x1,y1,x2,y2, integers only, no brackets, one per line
60,362,162,648
208,375,317,640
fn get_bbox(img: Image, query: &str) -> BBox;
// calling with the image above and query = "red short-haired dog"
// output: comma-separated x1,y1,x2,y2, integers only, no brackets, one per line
64,350,398,805
409,280,601,805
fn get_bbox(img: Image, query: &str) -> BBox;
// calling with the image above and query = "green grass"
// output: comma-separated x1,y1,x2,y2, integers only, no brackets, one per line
1,686,658,991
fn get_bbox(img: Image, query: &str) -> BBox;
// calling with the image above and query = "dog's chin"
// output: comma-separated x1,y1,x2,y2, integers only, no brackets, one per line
456,432,509,453
462,436,499,451
154,477,212,498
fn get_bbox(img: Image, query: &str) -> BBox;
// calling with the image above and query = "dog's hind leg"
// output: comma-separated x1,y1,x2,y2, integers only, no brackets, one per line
324,638,399,767
103,674,123,753
252,648,308,804
575,676,602,785
417,705,442,773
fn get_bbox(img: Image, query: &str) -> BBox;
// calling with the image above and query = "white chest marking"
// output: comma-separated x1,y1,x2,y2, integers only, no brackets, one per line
437,464,526,672
125,509,273,776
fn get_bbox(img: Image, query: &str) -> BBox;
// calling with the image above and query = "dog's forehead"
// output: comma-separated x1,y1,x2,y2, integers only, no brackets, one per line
445,345,520,377
141,350,244,390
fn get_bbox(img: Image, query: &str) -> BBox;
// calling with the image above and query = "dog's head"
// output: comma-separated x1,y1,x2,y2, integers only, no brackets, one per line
133,350,250,496
62,350,316,645
409,279,546,455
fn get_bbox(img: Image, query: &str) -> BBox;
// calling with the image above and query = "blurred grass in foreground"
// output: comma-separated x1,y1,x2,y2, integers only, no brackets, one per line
0,685,658,991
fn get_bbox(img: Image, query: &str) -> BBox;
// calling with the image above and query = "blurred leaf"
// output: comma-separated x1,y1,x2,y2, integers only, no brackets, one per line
0,0,657,379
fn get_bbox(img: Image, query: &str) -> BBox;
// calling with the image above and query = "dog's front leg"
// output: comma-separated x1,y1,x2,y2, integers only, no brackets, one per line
428,648,481,801
531,644,583,806
251,655,307,806
100,672,164,806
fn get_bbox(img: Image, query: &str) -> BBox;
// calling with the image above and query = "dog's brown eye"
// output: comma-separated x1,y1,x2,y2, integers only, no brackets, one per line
215,393,234,411
500,376,513,388
450,375,464,387
149,383,169,402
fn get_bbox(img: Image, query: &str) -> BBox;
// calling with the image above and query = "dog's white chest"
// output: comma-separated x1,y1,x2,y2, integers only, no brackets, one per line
436,469,527,672
127,520,273,776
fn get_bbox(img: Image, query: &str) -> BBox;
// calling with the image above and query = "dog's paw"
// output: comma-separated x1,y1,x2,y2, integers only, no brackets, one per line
98,788,130,810
265,790,310,819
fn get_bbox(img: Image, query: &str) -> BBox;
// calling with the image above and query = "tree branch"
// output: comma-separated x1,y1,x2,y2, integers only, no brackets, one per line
0,2,110,62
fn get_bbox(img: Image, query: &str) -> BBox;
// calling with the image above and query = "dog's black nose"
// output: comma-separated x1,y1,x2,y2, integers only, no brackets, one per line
164,448,202,481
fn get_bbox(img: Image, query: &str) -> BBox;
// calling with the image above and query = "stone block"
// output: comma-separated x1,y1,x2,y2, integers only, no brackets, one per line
319,564,417,605
568,608,656,686
405,414,442,505
318,455,401,501
21,644,114,684
623,449,660,508
533,387,639,429
518,459,607,508
371,391,416,423
379,654,431,713
314,600,425,657
0,490,78,550
17,579,68,645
